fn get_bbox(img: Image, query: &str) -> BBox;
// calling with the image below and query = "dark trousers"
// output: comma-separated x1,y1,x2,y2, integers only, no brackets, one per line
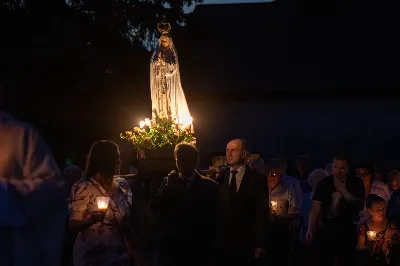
265,222,292,266
320,219,357,266
216,248,255,266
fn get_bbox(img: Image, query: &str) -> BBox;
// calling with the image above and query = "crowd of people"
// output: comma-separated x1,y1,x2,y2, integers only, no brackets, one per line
2,111,400,266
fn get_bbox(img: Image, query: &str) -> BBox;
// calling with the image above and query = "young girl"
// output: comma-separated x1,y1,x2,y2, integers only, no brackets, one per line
357,194,400,266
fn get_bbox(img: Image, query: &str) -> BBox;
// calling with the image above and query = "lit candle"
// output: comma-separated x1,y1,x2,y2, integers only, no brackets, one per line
367,231,377,241
96,197,110,211
271,201,278,211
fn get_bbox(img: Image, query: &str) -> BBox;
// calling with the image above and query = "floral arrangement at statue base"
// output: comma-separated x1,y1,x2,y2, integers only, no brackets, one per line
120,115,195,151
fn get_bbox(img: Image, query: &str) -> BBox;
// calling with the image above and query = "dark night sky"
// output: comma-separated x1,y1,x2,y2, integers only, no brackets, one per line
2,1,400,169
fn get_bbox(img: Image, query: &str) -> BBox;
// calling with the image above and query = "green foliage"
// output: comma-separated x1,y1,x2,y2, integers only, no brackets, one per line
1,0,202,48
120,116,195,150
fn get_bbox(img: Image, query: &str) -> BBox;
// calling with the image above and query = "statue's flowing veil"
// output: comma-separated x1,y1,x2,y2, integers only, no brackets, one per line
150,36,192,128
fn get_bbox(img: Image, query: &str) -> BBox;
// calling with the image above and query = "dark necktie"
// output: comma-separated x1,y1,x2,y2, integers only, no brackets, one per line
230,170,238,199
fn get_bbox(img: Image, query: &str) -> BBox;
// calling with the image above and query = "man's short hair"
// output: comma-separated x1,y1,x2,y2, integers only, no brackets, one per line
358,162,374,174
296,155,310,165
333,151,350,166
174,142,199,168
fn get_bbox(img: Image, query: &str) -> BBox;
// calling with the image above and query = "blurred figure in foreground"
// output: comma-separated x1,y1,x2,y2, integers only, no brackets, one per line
0,111,66,266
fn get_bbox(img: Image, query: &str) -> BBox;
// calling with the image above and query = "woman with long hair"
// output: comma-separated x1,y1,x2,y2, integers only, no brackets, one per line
68,140,145,266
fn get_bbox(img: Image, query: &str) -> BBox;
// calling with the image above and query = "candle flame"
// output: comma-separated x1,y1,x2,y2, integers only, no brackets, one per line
367,231,377,240
271,200,278,211
96,197,110,211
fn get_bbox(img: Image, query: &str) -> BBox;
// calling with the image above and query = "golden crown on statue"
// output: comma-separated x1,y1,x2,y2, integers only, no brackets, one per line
157,22,171,35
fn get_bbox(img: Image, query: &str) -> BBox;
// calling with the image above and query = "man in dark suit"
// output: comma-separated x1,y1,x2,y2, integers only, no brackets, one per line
216,139,268,266
150,142,219,266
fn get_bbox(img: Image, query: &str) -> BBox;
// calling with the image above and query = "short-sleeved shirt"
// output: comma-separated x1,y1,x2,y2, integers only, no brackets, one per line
313,175,365,223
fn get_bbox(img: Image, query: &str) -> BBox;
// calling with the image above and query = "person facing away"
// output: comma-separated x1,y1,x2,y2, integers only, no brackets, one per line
63,165,83,191
216,139,268,266
68,140,145,266
0,111,67,266
150,142,219,266
357,194,400,266
306,151,365,266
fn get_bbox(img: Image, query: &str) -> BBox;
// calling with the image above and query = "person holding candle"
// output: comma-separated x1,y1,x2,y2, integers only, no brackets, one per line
68,140,146,266
357,194,399,266
265,158,300,266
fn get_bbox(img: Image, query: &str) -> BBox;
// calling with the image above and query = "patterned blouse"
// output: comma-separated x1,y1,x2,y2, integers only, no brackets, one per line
69,177,132,266
359,221,397,263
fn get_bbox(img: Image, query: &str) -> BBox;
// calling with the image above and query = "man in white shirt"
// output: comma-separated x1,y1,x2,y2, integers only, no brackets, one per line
0,111,66,266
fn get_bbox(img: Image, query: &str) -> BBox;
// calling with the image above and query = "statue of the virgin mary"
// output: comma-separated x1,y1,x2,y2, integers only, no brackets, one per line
150,22,193,130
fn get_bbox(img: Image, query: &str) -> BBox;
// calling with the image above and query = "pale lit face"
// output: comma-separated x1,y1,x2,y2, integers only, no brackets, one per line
357,167,372,185
332,159,348,180
160,36,170,48
267,169,281,189
389,174,399,191
367,202,386,222
226,140,246,166
138,149,146,159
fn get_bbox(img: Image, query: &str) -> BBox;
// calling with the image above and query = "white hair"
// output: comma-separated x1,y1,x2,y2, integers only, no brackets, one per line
308,168,329,190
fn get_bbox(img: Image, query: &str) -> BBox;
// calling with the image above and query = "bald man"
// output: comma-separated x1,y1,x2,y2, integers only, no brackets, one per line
216,139,268,266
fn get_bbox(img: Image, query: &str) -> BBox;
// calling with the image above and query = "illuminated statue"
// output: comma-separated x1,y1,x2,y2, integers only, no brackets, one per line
150,22,193,130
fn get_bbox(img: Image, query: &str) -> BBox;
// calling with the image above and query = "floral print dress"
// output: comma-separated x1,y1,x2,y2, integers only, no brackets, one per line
69,177,132,266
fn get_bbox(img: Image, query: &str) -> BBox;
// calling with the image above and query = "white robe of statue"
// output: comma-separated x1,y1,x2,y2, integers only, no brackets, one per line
150,35,193,130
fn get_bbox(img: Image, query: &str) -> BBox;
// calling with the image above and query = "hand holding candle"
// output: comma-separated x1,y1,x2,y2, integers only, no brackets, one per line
93,197,110,224
367,231,377,241
271,201,278,211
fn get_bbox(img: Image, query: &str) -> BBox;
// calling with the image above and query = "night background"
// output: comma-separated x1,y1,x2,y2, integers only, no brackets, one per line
1,0,400,169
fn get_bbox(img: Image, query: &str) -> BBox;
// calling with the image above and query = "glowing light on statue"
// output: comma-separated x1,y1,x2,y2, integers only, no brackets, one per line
150,22,194,133
144,118,151,127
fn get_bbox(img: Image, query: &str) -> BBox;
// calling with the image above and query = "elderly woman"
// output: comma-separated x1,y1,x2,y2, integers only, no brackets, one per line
68,140,144,266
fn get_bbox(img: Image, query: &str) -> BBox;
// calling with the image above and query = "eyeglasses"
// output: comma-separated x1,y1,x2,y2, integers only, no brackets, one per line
357,172,371,178
267,172,277,177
